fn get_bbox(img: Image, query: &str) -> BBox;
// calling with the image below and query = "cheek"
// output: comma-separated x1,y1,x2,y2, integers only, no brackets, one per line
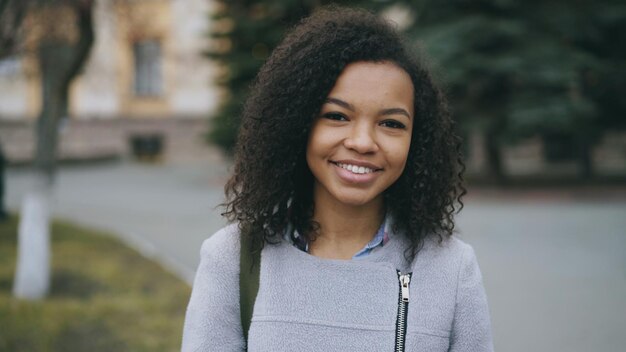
306,124,335,159
305,127,326,171
305,148,316,174
306,137,317,161
305,144,315,175
389,137,412,170
305,124,319,157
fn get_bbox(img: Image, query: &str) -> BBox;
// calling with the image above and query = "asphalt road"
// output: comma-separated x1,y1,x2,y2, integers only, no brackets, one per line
5,157,626,352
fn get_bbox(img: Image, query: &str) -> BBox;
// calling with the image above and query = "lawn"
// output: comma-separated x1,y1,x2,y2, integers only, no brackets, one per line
0,215,191,351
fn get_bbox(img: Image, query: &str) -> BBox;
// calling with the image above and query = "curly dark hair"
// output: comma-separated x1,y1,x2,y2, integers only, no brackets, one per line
222,5,466,260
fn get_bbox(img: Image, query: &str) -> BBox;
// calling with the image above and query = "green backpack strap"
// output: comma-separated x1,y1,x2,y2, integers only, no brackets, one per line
239,232,260,346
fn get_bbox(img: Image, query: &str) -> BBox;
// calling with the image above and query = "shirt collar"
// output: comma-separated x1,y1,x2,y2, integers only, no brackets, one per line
285,212,393,257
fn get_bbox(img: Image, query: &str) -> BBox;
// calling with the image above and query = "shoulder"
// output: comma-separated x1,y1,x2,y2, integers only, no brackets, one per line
427,237,492,349
419,236,486,307
411,235,483,286
199,223,241,266
192,224,242,284
187,224,244,312
182,223,246,351
418,235,475,265
442,236,481,276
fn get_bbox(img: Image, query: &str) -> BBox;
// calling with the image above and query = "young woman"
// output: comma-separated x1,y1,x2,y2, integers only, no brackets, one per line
182,6,493,352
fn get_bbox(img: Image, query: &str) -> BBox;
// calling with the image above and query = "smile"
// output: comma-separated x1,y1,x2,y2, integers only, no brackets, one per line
333,162,377,175
336,162,375,174
330,161,381,185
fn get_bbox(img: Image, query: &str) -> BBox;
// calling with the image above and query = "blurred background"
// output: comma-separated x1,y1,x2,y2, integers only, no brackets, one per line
0,0,625,351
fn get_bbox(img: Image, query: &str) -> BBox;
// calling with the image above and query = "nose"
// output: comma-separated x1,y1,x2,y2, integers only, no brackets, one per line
343,122,379,154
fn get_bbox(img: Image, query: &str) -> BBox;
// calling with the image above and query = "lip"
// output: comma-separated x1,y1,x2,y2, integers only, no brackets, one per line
330,160,381,184
331,159,382,171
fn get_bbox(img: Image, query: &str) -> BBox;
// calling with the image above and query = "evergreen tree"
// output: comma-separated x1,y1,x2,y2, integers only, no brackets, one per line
403,0,626,179
205,0,389,152
207,1,310,151
207,0,626,180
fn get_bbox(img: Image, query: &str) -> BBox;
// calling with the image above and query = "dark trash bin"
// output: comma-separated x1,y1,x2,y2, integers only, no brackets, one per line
129,133,165,162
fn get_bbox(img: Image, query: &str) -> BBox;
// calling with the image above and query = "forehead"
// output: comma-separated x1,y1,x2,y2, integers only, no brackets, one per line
326,61,414,113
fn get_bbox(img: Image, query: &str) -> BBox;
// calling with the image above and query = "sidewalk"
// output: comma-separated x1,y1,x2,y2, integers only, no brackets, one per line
5,152,230,285
467,183,626,203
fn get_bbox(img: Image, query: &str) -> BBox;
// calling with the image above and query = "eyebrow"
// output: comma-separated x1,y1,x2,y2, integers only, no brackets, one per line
325,97,412,119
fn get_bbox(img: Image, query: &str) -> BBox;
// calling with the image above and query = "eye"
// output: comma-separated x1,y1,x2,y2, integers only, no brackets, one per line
322,112,348,121
380,119,406,129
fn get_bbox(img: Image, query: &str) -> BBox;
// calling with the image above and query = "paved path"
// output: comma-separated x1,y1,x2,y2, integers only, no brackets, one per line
5,157,626,352
6,156,230,284
457,201,626,352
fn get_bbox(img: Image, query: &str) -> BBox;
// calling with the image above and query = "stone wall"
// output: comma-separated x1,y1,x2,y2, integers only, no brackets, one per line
463,130,626,178
0,117,218,165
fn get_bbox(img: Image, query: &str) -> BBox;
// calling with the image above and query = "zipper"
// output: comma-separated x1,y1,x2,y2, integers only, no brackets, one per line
394,271,412,352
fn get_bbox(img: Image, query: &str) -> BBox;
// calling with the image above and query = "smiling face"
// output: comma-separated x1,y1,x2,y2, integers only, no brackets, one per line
306,61,414,210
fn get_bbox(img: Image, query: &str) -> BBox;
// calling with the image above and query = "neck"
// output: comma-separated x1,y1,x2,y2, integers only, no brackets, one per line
308,187,385,260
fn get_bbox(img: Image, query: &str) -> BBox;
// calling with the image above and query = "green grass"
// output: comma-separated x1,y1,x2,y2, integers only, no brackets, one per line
0,215,191,352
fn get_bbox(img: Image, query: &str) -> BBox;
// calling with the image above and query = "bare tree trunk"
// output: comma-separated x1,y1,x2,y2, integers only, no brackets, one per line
36,42,73,184
12,44,68,299
0,143,7,221
0,0,29,59
577,137,593,180
13,0,94,300
13,176,52,299
484,119,506,183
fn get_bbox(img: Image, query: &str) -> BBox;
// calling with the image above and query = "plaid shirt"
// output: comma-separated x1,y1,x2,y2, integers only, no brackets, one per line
286,215,390,259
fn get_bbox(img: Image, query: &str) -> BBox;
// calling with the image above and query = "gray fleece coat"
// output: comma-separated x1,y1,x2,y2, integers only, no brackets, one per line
182,223,493,352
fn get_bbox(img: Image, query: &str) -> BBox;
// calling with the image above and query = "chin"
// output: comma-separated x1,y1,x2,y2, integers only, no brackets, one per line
333,192,378,208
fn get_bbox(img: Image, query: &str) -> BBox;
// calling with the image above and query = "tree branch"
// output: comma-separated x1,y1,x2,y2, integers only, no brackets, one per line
0,0,29,59
63,0,94,85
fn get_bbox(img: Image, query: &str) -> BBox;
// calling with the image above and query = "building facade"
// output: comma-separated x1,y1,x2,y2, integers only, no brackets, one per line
0,0,218,120
0,0,222,163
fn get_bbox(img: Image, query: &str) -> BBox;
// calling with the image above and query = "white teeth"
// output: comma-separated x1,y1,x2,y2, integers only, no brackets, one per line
336,163,374,174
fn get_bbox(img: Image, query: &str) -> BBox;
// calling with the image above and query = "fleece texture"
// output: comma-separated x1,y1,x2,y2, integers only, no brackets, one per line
182,224,493,352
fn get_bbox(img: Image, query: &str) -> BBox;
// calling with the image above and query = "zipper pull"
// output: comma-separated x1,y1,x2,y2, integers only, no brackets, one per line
399,274,410,303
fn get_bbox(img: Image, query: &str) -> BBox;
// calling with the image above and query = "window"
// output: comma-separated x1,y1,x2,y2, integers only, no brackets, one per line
133,40,162,97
